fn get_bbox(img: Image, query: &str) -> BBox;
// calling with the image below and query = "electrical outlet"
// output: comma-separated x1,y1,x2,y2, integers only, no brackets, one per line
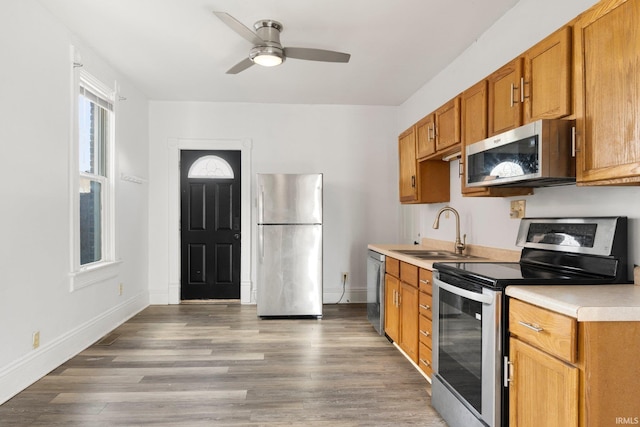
510,200,526,219
341,272,348,284
119,283,123,295
32,331,40,349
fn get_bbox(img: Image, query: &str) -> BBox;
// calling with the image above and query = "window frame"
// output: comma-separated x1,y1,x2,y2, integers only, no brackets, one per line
69,49,120,291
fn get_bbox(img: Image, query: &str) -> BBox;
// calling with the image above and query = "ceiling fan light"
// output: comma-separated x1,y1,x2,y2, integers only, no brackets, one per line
250,46,284,67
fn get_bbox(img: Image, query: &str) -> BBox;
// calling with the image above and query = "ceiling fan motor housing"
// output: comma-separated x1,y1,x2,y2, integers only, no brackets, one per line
250,20,285,65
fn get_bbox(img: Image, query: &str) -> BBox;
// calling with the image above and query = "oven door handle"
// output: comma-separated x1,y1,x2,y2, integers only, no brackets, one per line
435,279,494,305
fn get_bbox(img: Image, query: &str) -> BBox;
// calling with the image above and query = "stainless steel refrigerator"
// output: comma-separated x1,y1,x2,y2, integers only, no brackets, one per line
256,173,323,317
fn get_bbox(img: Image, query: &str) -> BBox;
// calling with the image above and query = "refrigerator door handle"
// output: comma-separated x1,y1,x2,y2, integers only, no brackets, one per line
259,186,264,224
258,226,264,262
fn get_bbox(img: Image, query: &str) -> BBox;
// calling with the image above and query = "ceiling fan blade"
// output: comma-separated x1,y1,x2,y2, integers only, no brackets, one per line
226,57,255,74
213,11,264,45
284,47,351,63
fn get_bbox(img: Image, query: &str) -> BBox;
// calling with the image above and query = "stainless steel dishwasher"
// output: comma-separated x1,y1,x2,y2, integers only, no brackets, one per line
367,250,385,335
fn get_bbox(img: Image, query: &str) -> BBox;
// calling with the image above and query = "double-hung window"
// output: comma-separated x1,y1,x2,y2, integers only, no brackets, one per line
70,63,118,290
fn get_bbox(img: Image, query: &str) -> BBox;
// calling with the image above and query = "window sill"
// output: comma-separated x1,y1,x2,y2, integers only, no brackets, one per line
69,260,122,292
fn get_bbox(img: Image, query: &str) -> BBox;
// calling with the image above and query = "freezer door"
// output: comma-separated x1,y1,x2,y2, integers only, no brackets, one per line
257,224,322,317
257,174,322,224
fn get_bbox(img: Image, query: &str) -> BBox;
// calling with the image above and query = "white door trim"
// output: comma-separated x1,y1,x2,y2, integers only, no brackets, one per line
167,138,253,304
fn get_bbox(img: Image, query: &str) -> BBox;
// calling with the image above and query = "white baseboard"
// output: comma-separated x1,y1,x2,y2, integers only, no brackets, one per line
0,292,149,405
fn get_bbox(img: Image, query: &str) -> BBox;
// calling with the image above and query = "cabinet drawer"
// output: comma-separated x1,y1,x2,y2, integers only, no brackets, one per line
509,298,577,363
386,257,400,278
419,292,433,319
419,341,433,378
419,268,433,294
400,262,418,287
419,314,432,347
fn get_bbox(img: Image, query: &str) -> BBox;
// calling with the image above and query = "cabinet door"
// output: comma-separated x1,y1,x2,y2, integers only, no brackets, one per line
509,338,579,427
399,281,419,363
524,26,572,122
574,0,640,184
384,274,400,342
435,96,461,155
488,57,523,136
398,127,418,202
416,114,436,159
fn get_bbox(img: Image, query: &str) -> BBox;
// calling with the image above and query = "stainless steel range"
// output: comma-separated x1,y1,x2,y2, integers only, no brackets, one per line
431,217,629,427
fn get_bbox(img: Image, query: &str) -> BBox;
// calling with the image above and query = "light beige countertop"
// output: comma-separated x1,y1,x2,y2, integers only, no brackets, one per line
506,285,640,322
368,239,520,270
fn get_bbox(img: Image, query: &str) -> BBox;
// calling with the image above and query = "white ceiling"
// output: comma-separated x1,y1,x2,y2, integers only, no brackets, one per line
36,0,520,106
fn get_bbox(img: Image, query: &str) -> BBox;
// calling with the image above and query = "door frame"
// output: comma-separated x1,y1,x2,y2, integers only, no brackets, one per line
168,138,253,304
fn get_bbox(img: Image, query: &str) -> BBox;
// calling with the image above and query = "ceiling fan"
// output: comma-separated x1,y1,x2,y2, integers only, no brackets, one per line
213,12,351,74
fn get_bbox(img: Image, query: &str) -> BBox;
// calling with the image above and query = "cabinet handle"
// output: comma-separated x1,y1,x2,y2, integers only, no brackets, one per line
420,330,430,338
411,175,415,188
571,126,576,157
518,320,544,332
420,358,431,367
510,83,515,107
428,125,434,141
520,77,527,102
504,356,513,387
419,279,430,285
419,304,431,311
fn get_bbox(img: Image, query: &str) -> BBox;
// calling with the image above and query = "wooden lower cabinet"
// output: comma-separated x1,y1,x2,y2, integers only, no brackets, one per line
509,338,579,427
384,262,434,377
384,273,400,343
384,260,420,365
509,298,640,427
399,281,419,362
418,268,433,378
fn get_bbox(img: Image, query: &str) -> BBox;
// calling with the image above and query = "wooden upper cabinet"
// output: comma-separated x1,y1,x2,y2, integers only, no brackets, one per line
398,126,450,204
488,57,523,136
574,0,640,185
435,96,461,156
416,114,436,159
523,26,572,122
398,127,418,202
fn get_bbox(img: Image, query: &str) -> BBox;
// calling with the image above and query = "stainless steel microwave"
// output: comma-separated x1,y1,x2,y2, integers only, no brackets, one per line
465,119,576,187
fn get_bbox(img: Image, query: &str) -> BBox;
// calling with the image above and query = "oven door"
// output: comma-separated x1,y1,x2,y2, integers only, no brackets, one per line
432,274,502,427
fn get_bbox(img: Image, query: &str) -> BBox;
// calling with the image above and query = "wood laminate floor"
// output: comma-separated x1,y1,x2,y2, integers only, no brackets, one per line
0,303,448,426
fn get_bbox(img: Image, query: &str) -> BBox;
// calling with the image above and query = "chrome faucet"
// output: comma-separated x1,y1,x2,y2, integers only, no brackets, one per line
432,206,466,255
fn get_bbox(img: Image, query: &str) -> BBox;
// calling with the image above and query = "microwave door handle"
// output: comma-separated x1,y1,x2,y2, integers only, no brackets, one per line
435,278,494,305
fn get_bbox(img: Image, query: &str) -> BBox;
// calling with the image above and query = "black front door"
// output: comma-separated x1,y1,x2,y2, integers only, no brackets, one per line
180,150,241,300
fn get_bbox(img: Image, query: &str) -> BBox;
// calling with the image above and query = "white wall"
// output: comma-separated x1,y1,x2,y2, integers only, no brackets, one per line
398,0,640,275
148,102,399,304
0,0,150,403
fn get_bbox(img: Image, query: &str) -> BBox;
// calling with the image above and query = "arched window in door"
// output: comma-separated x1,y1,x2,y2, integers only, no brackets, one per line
187,155,234,179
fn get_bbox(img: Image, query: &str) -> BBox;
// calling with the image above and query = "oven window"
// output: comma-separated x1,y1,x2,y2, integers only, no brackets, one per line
438,287,483,413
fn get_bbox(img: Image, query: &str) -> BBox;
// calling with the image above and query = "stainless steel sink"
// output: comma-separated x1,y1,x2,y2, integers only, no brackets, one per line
390,249,480,260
